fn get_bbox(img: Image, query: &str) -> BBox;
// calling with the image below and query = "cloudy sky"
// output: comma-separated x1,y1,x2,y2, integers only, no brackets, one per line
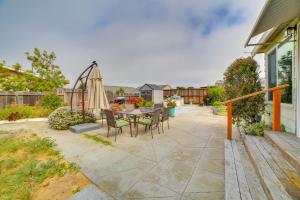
0,0,265,87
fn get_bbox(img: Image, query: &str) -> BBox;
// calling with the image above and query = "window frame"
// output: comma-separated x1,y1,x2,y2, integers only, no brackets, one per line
266,36,294,106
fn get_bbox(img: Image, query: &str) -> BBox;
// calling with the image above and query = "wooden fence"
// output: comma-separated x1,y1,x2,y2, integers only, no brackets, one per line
0,89,139,109
163,87,208,105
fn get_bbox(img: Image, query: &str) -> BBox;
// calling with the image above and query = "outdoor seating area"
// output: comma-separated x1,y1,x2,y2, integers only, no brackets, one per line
101,106,171,141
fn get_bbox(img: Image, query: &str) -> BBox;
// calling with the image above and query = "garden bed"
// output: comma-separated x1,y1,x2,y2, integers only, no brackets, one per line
0,129,90,200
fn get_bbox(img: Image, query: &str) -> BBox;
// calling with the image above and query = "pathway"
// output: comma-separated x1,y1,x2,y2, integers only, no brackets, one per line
0,106,226,200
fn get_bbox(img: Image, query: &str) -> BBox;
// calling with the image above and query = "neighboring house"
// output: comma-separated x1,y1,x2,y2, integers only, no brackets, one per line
139,84,166,103
245,0,300,137
104,85,140,102
160,85,172,90
0,65,25,78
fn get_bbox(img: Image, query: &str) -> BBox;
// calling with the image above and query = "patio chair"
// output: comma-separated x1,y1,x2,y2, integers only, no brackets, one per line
104,109,132,142
161,107,170,133
136,109,161,139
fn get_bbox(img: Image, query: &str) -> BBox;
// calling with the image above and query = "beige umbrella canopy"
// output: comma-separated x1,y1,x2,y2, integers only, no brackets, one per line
87,66,110,111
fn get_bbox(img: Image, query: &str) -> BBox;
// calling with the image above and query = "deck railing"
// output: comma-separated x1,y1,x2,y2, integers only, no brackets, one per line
223,84,289,140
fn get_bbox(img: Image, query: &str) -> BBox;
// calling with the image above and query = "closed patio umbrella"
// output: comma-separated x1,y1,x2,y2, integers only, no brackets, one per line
87,66,110,112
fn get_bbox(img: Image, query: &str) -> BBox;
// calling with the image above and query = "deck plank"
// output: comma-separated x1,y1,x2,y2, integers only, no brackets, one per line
232,140,253,200
244,136,292,200
265,131,300,172
225,139,241,200
252,137,300,198
237,141,268,200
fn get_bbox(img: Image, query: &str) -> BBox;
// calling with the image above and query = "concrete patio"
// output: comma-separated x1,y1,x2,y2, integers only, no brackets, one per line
0,106,226,200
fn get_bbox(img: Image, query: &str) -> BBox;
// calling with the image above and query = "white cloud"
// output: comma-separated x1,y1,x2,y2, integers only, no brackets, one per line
0,0,265,87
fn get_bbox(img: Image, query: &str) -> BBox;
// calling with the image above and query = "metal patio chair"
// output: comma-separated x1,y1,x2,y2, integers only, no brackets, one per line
136,109,161,139
104,109,132,142
161,107,170,133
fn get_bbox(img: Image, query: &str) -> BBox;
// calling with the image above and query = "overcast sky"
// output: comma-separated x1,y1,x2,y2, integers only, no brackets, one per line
0,0,265,88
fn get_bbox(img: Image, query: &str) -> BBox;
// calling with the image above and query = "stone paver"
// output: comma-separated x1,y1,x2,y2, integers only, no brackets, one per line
0,106,226,200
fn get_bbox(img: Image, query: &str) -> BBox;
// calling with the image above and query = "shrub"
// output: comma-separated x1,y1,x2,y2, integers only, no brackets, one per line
223,57,265,126
207,86,224,104
39,93,66,110
0,105,52,120
144,101,154,108
48,107,96,130
243,123,264,136
212,101,222,107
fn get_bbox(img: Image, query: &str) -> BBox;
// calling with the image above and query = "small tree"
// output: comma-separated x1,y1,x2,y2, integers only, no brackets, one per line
25,48,69,91
207,85,224,104
223,57,265,126
116,87,125,96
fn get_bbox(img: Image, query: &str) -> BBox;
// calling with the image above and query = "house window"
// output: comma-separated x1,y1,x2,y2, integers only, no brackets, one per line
268,49,277,100
267,37,293,104
277,39,293,104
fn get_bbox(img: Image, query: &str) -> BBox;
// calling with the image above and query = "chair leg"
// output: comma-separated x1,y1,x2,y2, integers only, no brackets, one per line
158,123,160,134
145,125,147,133
150,126,153,139
162,121,164,133
115,128,118,142
136,124,139,137
107,126,110,137
129,124,133,137
168,120,170,129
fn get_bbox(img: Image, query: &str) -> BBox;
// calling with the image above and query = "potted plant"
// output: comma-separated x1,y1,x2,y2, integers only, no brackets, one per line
167,100,176,117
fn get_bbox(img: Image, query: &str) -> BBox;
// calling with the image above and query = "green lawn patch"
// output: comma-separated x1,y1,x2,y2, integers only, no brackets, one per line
0,133,85,200
83,133,112,146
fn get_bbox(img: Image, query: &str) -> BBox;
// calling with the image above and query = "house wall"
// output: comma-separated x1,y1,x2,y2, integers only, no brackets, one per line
263,21,299,134
152,90,163,104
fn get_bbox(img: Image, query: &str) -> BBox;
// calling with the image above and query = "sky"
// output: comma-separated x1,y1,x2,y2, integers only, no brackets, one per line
0,0,265,88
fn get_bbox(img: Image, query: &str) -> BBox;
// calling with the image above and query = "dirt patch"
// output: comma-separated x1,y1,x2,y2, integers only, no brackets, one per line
34,173,90,200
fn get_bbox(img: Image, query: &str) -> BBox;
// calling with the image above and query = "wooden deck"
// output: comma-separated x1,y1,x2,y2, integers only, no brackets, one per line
225,132,300,200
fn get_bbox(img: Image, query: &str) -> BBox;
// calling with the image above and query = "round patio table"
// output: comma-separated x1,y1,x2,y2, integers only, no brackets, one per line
118,108,156,127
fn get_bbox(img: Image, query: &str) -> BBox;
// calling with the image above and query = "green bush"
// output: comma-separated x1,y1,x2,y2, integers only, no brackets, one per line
223,57,265,126
207,86,224,104
144,101,154,108
243,123,264,136
0,106,52,120
48,107,96,130
212,101,222,107
39,93,66,110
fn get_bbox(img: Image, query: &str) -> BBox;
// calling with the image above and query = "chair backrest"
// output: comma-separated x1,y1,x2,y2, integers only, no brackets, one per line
162,107,170,121
104,109,116,127
151,109,161,125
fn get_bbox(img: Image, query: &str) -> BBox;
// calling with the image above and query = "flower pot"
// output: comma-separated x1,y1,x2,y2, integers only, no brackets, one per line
169,107,176,117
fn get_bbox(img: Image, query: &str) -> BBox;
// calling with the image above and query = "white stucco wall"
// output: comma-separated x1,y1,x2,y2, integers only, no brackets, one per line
152,90,163,104
265,103,296,133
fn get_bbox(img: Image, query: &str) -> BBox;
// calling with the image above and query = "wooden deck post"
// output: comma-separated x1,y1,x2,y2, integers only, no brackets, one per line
227,102,233,140
272,89,281,131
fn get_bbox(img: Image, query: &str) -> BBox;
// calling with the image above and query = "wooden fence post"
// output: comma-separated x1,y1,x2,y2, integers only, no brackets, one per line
272,89,281,131
227,102,233,140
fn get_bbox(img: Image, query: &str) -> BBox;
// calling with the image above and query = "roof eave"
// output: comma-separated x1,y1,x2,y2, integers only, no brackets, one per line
244,0,272,48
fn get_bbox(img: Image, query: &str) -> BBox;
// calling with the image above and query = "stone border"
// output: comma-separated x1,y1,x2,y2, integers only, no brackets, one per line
0,118,48,125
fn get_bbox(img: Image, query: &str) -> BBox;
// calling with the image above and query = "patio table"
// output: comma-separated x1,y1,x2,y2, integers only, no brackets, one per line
118,108,156,127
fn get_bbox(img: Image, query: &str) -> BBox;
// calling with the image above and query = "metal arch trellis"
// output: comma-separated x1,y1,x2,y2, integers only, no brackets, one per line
70,61,98,120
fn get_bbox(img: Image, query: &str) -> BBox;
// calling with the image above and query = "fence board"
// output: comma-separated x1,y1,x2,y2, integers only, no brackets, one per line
163,87,208,105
